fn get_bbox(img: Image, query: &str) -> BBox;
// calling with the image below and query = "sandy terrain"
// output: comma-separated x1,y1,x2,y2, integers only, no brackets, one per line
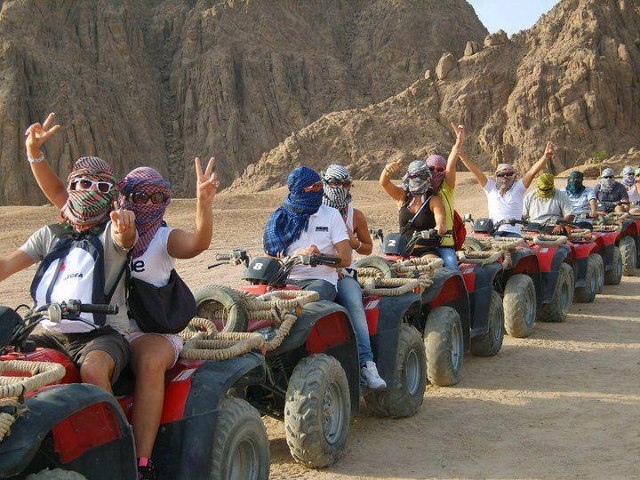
1,174,639,479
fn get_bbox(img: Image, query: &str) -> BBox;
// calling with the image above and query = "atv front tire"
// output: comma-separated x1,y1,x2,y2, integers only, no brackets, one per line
538,263,574,323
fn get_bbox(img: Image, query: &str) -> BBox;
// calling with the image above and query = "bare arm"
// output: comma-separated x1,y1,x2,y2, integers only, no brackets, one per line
168,157,219,259
379,158,406,204
589,199,598,218
430,195,447,235
332,239,353,268
351,208,373,255
0,250,36,283
445,122,465,188
25,113,67,208
458,151,488,188
110,204,137,250
522,142,553,188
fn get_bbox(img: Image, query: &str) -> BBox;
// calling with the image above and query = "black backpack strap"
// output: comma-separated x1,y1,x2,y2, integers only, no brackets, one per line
409,194,434,224
106,252,130,304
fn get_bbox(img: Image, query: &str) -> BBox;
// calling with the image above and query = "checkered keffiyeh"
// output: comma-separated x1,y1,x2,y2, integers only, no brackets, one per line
263,166,323,257
322,164,352,212
60,156,116,230
118,167,172,259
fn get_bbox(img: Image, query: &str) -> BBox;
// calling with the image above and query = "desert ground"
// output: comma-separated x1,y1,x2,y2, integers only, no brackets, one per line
1,173,639,479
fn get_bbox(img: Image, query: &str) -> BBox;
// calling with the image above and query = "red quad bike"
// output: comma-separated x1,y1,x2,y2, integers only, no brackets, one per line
195,251,425,469
355,228,504,387
594,210,639,278
0,301,270,480
462,216,542,338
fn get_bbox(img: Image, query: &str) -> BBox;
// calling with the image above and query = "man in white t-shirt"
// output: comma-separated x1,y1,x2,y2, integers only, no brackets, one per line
263,166,352,301
458,142,554,237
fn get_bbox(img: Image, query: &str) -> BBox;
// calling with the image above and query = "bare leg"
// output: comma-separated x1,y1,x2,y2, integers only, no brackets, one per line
80,349,115,393
130,334,176,459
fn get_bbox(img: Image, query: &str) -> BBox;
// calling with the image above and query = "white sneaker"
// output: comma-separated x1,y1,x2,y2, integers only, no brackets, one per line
361,361,387,390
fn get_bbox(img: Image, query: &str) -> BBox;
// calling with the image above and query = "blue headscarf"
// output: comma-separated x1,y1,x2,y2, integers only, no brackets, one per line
566,171,585,196
263,166,323,256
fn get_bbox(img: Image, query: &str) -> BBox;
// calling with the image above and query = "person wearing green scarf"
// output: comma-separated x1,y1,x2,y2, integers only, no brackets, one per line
523,172,575,234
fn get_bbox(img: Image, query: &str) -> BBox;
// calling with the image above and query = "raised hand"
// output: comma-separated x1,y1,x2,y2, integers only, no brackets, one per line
110,201,136,235
25,112,61,157
544,141,554,158
384,158,403,176
450,122,465,147
195,156,220,203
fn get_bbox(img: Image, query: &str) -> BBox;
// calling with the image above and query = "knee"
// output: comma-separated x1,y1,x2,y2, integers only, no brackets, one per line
80,355,114,392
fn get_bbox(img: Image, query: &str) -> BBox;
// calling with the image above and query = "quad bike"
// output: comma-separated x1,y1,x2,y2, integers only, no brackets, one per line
593,208,639,277
355,227,504,387
462,216,542,338
0,300,270,480
195,251,425,469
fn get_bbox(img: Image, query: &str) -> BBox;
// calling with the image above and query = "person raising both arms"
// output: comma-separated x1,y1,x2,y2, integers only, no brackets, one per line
25,112,220,480
457,141,554,237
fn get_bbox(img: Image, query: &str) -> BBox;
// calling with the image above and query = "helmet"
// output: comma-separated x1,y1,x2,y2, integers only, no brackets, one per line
242,257,284,286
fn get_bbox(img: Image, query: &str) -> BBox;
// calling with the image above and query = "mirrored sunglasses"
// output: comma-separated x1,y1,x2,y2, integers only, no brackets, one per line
303,181,323,192
496,172,515,178
429,166,445,173
70,178,114,193
128,191,167,204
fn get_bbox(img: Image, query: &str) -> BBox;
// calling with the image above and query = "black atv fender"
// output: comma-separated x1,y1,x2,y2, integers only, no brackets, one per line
370,292,421,386
420,268,471,349
268,300,359,414
463,261,503,336
0,384,135,480
153,352,265,480
539,245,571,304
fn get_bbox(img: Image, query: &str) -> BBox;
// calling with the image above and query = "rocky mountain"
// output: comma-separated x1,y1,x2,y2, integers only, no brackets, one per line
0,0,486,205
231,0,640,191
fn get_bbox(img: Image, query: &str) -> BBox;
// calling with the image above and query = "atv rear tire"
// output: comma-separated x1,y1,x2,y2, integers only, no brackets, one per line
209,395,270,480
194,284,249,332
354,255,397,278
463,236,488,252
538,263,574,323
604,246,623,285
365,324,426,418
424,306,464,386
619,236,636,276
574,254,600,303
284,354,350,468
593,253,605,293
470,290,504,356
503,274,536,338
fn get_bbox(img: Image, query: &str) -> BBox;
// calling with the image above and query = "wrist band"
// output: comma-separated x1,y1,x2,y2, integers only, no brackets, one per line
355,240,362,251
27,153,45,164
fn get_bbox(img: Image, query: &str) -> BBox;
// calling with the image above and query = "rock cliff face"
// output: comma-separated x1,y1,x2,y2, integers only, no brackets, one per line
231,0,640,191
0,0,486,205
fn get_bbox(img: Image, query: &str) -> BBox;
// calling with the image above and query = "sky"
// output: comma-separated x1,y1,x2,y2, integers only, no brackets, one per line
467,0,560,36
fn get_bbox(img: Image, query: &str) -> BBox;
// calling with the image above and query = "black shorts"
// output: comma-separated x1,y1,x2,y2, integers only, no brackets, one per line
30,326,130,384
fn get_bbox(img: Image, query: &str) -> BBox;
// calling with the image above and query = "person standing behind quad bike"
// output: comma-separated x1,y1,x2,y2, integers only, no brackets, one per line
379,159,447,263
457,142,555,237
321,164,386,390
25,113,220,480
561,171,598,229
0,117,136,394
522,172,575,235
594,167,630,214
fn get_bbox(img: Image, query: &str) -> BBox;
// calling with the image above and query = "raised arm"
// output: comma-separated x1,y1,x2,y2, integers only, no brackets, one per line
168,157,219,259
458,150,488,188
522,142,553,189
444,122,465,188
25,113,67,208
379,158,406,204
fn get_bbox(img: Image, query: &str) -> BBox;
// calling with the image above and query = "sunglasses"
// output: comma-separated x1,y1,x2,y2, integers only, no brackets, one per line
70,178,114,193
636,174,640,177
602,176,614,179
429,166,445,173
128,191,167,204
496,172,515,178
303,181,323,192
326,180,352,188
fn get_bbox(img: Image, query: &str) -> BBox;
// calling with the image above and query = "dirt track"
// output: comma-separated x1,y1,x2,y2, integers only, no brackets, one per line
1,175,639,479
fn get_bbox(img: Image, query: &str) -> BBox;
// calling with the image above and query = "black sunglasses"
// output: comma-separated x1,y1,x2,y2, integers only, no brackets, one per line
128,191,167,204
496,172,515,178
602,176,614,179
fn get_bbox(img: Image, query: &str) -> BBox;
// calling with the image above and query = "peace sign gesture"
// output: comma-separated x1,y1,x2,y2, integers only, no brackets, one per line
25,112,61,158
195,157,220,204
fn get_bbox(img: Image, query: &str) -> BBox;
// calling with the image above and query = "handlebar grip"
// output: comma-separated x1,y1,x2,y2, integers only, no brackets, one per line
215,253,232,261
80,304,119,315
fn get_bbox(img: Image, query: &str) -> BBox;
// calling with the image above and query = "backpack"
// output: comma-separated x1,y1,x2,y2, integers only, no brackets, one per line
452,210,467,251
30,224,122,327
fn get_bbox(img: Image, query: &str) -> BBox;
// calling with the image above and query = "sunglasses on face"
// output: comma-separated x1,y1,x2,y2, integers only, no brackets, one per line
303,181,323,192
429,166,445,173
128,191,167,204
70,178,114,193
496,172,515,178
636,174,640,178
326,180,352,188
602,176,614,179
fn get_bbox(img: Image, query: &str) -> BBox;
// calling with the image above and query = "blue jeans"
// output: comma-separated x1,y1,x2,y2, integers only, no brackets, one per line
289,278,337,301
336,275,373,366
437,247,460,271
